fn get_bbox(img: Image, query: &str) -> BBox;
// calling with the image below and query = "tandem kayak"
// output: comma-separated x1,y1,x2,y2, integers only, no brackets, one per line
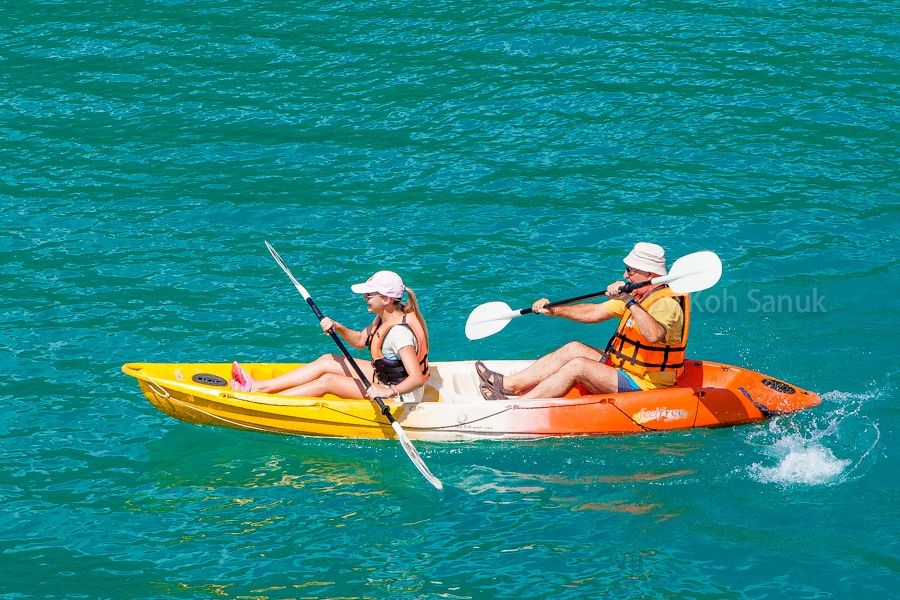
121,359,820,441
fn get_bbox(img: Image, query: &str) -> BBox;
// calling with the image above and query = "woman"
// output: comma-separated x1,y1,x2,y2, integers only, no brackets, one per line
231,271,430,403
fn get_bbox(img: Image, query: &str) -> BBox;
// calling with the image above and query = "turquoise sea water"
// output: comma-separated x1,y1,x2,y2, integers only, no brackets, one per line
2,0,898,597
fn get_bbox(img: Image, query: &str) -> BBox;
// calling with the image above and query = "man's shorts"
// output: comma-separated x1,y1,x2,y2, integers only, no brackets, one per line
616,370,641,393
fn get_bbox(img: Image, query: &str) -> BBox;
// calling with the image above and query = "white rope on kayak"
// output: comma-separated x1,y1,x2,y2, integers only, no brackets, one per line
143,374,289,435
141,374,686,435
144,374,405,436
408,406,515,431
504,396,680,432
145,378,170,399
145,377,517,435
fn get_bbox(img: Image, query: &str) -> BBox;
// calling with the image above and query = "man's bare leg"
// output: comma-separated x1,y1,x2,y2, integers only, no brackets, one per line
502,341,607,394
519,357,621,399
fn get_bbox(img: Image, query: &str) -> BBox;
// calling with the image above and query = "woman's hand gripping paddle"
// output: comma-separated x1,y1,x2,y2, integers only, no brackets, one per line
265,241,443,491
465,250,722,341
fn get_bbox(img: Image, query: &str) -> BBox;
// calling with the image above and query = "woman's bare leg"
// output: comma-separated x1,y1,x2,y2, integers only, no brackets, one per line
252,354,373,394
279,373,369,399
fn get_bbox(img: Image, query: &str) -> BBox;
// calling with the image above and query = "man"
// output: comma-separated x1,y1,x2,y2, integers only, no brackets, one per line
477,242,690,400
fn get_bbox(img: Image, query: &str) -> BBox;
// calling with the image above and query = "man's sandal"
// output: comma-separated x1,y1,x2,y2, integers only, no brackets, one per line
480,382,508,401
475,361,512,395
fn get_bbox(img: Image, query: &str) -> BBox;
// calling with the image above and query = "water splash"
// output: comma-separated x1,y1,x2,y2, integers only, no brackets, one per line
746,388,882,486
748,434,850,486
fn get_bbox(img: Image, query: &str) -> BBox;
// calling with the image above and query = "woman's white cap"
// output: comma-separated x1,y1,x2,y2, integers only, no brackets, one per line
350,271,405,299
624,242,667,275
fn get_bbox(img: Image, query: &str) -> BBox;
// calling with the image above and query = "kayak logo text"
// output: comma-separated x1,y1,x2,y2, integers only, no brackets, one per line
633,407,690,424
691,288,827,314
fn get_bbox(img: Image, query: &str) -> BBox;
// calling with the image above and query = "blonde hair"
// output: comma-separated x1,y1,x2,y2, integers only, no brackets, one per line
398,286,429,343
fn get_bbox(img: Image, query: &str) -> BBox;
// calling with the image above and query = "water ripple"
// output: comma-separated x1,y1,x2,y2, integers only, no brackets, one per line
2,0,898,597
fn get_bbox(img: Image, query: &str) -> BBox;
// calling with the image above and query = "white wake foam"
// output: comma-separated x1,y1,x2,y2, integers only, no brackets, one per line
749,434,850,485
745,388,883,486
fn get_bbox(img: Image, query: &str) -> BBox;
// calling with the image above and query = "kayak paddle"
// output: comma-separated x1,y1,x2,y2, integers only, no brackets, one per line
265,241,443,491
465,250,722,341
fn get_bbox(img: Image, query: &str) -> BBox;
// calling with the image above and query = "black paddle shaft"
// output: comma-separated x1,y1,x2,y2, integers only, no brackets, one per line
304,297,395,422
518,280,651,316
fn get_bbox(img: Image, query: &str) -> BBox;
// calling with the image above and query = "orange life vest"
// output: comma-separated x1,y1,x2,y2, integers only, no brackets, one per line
606,285,690,378
366,312,430,385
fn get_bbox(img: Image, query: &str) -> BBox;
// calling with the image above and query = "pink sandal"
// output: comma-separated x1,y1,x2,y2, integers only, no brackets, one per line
230,361,254,392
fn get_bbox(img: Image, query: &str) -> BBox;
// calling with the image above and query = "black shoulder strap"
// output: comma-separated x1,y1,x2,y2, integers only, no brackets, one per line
364,316,382,349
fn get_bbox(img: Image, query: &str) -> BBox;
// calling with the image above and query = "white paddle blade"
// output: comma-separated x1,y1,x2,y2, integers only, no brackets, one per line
465,301,522,340
656,251,722,294
265,241,312,299
393,422,443,490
